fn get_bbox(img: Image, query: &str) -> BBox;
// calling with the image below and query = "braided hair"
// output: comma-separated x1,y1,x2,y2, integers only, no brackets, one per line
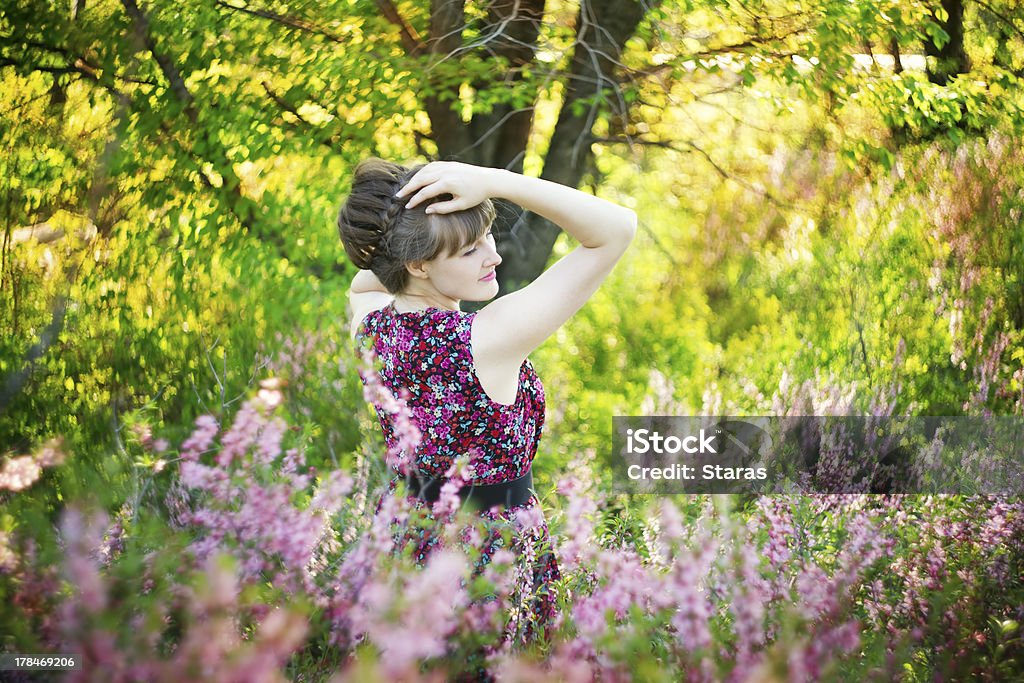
337,158,496,294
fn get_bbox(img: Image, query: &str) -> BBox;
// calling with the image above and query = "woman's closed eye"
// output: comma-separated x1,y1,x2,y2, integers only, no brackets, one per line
462,232,494,256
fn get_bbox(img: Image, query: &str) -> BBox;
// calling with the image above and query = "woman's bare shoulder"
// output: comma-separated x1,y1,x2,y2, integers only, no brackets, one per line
348,291,393,339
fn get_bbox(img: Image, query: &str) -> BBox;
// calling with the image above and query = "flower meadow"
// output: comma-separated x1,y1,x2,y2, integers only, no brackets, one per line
2,344,1023,683
3,135,1024,681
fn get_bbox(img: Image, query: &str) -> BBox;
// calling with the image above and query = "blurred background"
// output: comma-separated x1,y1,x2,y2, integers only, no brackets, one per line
3,1,1024,679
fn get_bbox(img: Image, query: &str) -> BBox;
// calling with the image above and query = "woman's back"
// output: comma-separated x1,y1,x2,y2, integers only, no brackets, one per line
359,303,545,483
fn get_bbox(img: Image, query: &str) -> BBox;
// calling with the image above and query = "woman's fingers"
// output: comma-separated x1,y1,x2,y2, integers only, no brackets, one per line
404,179,449,209
424,197,470,214
394,161,482,211
395,174,433,205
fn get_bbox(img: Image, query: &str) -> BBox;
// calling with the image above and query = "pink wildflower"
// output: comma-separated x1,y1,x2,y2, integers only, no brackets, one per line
34,437,67,466
0,455,41,491
180,414,219,461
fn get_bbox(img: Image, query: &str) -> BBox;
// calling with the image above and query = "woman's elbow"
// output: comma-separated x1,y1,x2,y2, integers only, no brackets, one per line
618,208,638,247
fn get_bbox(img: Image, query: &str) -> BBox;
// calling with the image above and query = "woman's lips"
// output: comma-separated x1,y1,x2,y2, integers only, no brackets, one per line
480,271,496,282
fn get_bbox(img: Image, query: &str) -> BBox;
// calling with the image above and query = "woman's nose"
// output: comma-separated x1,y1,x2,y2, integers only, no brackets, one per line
485,244,502,267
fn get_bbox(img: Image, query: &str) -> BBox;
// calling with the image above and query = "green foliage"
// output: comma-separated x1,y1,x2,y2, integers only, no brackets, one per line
3,3,1024,676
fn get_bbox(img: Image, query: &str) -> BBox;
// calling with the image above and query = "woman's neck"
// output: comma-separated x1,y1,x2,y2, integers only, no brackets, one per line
393,291,459,312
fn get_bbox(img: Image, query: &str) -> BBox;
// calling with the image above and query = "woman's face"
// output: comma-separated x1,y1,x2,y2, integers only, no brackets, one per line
422,230,502,302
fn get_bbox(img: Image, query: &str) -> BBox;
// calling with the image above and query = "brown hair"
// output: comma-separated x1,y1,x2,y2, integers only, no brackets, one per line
337,158,496,294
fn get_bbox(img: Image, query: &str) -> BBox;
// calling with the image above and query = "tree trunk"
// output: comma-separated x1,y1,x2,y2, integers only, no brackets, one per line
890,37,903,74
496,0,651,293
428,0,545,171
420,1,655,294
465,0,546,174
924,0,968,85
424,0,475,159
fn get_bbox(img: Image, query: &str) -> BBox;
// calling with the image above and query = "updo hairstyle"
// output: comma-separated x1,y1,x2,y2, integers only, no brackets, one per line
337,158,496,294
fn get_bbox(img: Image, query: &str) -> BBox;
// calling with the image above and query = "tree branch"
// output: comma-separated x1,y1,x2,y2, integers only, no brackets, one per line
260,80,344,152
628,24,809,82
0,58,78,75
119,0,341,279
974,0,1024,43
375,0,424,54
260,80,313,125
121,0,195,117
213,0,347,43
592,135,800,210
0,293,71,414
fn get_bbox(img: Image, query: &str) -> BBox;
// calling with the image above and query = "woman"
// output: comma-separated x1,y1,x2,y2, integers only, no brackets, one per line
338,158,636,643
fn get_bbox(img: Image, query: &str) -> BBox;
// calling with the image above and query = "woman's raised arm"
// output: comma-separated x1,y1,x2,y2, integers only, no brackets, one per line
398,162,637,365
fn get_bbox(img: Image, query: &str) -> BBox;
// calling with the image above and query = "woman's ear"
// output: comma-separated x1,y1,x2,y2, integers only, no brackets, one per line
405,260,430,280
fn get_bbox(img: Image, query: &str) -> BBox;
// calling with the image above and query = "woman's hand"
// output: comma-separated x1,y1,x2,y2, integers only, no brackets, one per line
395,161,502,214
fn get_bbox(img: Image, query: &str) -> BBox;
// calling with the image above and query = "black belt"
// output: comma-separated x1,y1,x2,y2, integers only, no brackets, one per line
400,468,534,511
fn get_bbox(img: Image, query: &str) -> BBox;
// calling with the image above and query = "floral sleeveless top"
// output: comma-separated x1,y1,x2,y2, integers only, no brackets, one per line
356,303,545,483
